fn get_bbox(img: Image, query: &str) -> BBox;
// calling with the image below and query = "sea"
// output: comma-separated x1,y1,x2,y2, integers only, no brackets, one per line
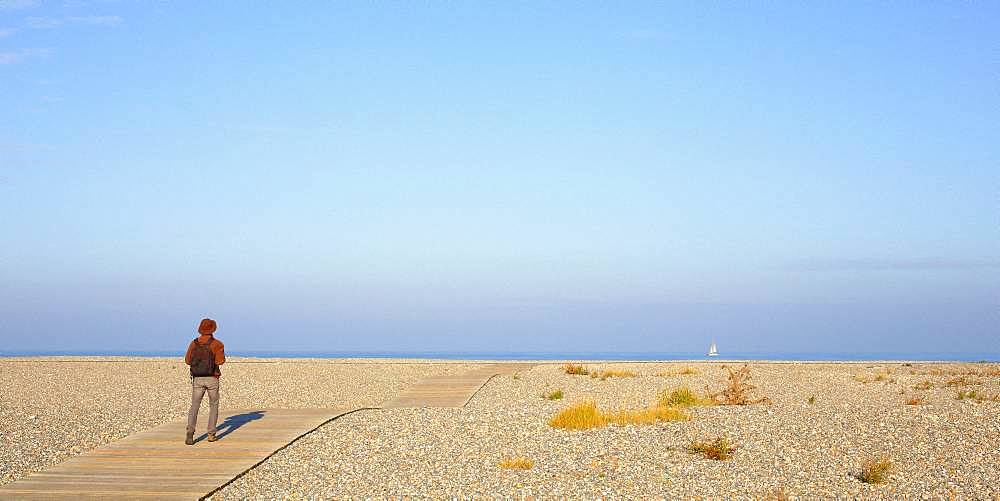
0,350,996,362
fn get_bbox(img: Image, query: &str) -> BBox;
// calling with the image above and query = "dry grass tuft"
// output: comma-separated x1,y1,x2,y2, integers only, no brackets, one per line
857,457,892,484
686,437,734,460
659,386,714,407
956,389,977,400
498,457,534,470
913,364,1000,378
955,389,999,401
765,489,790,501
807,395,816,405
602,405,689,426
597,369,637,381
657,366,700,377
563,363,589,376
543,389,564,400
707,364,769,405
946,376,982,387
905,395,925,405
548,400,689,430
549,401,605,430
855,370,895,384
914,380,933,390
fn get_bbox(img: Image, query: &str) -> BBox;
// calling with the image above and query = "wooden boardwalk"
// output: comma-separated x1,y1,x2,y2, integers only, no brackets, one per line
382,363,532,408
0,363,533,499
0,408,356,500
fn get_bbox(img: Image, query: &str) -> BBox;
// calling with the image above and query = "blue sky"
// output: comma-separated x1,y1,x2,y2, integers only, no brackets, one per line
1,1,998,357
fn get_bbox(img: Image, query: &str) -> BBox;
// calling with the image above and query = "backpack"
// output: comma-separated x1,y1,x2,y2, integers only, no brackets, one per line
189,338,216,377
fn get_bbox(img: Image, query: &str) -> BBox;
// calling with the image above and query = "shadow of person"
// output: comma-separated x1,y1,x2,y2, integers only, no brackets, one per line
195,410,266,443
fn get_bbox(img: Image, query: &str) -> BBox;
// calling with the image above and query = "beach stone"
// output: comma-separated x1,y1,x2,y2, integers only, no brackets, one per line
2,359,998,498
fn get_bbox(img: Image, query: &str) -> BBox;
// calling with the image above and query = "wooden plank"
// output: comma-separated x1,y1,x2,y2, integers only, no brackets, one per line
0,364,533,499
382,363,533,408
0,408,355,501
0,490,205,498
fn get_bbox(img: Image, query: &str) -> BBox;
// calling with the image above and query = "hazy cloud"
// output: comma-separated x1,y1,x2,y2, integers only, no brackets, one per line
0,47,52,64
17,76,54,84
0,138,54,151
25,15,122,29
784,258,1000,272
0,0,40,11
0,28,15,38
620,29,669,41
62,0,124,7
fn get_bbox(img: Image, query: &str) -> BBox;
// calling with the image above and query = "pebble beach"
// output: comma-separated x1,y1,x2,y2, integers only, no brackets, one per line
2,358,998,498
0,358,484,487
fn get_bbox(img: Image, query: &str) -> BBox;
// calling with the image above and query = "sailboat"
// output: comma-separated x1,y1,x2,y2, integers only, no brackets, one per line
707,340,719,357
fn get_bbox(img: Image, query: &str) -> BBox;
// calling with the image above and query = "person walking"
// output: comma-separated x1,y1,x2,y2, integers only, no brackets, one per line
184,318,226,445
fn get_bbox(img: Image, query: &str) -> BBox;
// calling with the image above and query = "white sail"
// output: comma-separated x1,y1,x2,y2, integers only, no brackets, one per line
707,341,718,357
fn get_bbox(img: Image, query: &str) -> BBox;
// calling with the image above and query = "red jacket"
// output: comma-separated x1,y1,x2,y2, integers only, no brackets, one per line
184,335,226,377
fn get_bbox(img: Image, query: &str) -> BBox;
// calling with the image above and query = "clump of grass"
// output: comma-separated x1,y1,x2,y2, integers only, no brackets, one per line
707,364,769,405
548,400,688,430
498,457,534,470
945,376,982,387
602,405,688,426
855,370,895,384
597,369,637,380
807,395,816,405
905,395,925,405
766,489,789,501
512,373,520,380
549,401,605,430
543,389,564,400
914,365,1000,378
914,380,933,390
686,437,734,460
563,363,589,375
954,389,997,401
856,457,892,484
657,366,700,377
659,386,714,407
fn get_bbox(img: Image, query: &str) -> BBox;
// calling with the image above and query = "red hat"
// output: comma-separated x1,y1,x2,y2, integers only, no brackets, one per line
198,318,217,335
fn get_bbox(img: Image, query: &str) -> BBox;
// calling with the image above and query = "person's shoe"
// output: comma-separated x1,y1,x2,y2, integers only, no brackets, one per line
207,432,217,442
185,431,194,445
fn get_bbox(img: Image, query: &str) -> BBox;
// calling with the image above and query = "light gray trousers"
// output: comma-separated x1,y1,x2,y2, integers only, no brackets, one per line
186,376,220,434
